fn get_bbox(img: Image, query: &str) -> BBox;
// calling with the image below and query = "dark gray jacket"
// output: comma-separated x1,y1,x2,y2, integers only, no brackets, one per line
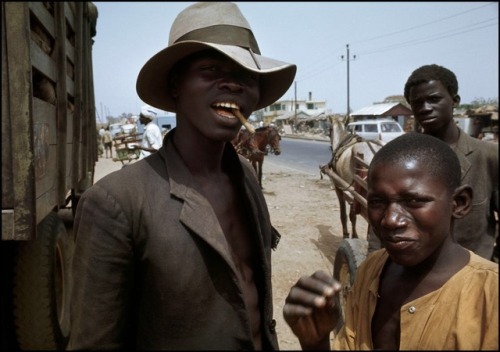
453,128,498,259
69,131,280,350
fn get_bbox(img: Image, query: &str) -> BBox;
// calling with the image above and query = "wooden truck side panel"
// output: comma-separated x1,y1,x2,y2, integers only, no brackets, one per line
2,2,97,240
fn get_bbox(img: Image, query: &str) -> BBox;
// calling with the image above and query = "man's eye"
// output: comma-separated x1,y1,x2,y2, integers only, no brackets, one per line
201,65,217,72
247,73,258,81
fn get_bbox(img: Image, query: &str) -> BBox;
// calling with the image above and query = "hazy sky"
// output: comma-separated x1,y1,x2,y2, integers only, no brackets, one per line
91,1,498,121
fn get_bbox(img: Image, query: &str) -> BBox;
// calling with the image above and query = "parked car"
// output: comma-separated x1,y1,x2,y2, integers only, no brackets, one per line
109,123,123,137
347,119,404,142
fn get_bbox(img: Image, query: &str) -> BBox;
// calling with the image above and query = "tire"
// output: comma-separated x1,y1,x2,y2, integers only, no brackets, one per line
12,212,72,350
332,238,368,334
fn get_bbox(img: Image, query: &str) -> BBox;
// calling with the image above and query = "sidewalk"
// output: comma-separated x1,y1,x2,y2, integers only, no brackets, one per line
94,155,132,182
283,133,330,143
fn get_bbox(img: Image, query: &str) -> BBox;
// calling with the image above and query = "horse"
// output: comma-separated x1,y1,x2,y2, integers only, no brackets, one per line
232,125,281,188
320,117,384,239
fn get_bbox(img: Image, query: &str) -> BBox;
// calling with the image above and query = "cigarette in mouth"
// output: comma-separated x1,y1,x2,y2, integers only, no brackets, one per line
233,109,255,134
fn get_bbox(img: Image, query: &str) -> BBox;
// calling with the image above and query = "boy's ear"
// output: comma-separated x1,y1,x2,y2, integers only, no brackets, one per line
452,184,473,219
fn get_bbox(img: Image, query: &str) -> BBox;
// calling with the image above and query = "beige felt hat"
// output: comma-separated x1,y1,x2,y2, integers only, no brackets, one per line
136,2,297,112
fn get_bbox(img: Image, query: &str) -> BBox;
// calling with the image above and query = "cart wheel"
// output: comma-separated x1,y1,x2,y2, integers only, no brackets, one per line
12,212,71,350
332,238,368,334
367,225,382,254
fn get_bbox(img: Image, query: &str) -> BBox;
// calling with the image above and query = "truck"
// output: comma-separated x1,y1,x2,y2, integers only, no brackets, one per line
1,2,98,349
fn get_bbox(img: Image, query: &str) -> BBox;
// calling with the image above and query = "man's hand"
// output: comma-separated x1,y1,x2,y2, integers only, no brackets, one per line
283,270,341,350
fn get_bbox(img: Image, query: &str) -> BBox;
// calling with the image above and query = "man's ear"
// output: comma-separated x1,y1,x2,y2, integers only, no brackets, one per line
452,184,472,219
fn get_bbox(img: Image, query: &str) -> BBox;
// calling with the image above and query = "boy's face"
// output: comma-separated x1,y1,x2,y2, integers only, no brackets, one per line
408,80,459,134
367,158,454,267
172,50,260,142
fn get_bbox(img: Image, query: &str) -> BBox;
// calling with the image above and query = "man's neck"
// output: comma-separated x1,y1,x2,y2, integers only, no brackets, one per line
426,122,460,146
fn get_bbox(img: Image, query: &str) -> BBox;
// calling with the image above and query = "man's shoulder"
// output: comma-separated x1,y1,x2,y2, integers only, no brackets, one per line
458,129,498,162
460,130,497,150
95,155,166,193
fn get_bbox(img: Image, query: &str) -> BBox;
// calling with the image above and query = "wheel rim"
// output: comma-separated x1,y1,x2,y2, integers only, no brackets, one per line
338,263,351,322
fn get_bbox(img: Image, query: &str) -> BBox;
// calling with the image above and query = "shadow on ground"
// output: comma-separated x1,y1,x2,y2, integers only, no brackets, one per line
311,224,344,267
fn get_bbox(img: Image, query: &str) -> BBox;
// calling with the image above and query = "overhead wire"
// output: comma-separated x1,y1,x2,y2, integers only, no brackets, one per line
295,3,497,83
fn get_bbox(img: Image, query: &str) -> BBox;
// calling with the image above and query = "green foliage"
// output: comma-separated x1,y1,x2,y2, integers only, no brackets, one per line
459,97,498,110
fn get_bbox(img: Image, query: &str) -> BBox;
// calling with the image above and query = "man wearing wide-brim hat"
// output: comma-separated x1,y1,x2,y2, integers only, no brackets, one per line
69,2,296,350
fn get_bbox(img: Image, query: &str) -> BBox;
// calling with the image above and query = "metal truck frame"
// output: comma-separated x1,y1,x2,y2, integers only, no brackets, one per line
2,2,98,349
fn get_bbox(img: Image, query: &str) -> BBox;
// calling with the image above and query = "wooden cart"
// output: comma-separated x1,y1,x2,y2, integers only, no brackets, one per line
112,133,142,164
320,153,380,332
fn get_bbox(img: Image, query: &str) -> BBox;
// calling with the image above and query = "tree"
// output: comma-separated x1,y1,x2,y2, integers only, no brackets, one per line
459,97,498,110
375,95,410,109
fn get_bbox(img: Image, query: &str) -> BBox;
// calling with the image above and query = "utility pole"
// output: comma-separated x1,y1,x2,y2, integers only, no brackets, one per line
294,81,297,132
341,44,356,122
100,102,104,124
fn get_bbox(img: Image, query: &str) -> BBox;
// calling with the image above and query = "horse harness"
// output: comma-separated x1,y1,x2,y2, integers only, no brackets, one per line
329,134,384,191
234,127,275,157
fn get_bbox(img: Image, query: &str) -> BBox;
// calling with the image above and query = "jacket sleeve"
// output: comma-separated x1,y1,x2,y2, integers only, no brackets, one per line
68,183,136,350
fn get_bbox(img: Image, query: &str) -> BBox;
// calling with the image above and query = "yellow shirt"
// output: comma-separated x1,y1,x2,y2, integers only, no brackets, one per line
333,249,498,350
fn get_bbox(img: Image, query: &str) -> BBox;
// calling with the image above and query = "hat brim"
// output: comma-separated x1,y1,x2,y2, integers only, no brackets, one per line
136,41,297,112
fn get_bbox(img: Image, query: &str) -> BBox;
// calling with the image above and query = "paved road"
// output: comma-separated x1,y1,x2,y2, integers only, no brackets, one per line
94,134,333,181
266,136,332,175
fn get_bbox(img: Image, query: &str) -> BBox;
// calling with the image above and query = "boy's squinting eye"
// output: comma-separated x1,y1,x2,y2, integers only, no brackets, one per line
403,197,430,208
367,197,386,208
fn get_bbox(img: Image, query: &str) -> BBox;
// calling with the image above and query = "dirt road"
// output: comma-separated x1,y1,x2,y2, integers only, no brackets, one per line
91,153,369,350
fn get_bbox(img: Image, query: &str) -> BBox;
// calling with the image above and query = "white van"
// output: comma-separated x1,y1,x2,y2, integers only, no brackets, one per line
347,119,404,142
108,123,123,137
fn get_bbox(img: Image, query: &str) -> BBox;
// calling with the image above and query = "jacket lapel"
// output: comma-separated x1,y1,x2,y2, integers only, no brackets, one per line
454,129,473,180
159,133,238,273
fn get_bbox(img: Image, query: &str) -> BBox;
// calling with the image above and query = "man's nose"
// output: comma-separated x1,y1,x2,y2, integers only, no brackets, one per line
381,203,408,229
218,71,246,90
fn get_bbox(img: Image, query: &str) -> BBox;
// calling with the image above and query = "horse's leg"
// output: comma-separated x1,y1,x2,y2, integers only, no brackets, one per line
349,204,358,239
258,158,263,188
335,188,350,238
251,159,258,177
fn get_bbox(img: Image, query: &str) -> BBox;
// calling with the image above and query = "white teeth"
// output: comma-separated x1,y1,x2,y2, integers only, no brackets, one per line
214,102,239,110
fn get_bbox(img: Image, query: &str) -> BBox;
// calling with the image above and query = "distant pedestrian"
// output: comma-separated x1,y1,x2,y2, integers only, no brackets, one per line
97,127,105,157
134,107,163,160
102,127,113,158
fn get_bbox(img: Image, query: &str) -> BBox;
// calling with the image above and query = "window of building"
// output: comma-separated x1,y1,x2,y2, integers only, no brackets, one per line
270,103,281,112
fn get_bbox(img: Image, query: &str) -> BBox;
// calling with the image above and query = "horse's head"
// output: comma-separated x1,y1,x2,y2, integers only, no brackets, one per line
268,127,281,155
330,117,350,151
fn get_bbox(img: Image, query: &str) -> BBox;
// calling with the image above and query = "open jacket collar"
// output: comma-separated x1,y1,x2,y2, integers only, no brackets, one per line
157,130,264,275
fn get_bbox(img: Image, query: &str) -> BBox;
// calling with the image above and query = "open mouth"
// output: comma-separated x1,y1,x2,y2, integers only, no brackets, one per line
212,102,240,119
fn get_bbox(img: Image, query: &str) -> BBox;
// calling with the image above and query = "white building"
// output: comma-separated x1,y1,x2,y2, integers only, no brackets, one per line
261,92,327,125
